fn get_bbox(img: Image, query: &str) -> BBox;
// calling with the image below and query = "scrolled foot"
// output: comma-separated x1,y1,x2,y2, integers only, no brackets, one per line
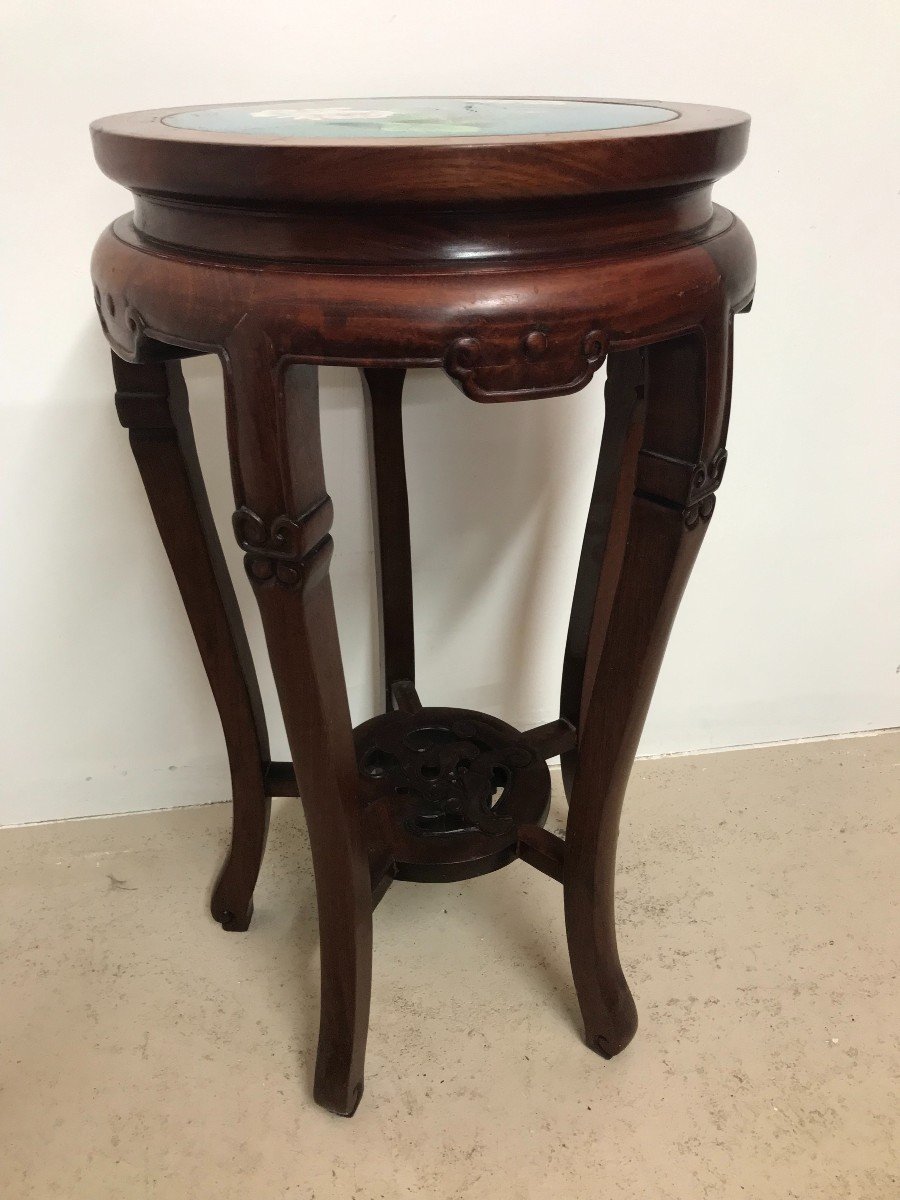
585,983,638,1059
210,889,253,932
209,789,270,933
314,1075,364,1118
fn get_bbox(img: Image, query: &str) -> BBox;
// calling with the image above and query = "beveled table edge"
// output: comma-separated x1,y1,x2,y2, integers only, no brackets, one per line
91,97,750,204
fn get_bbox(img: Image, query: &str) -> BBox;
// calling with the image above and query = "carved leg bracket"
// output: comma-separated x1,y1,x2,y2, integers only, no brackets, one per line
233,498,335,591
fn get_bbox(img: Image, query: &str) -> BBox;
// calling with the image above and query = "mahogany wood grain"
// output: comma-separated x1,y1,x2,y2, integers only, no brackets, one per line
113,355,271,931
360,368,415,713
225,346,373,1117
91,98,749,204
131,185,716,267
564,322,733,1058
560,350,648,799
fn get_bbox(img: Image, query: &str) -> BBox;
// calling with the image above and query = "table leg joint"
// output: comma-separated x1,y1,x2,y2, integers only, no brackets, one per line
391,679,422,713
263,761,300,797
517,824,565,883
370,856,397,911
521,719,577,760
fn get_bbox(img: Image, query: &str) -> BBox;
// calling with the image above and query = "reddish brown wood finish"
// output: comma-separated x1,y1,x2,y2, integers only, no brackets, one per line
91,98,748,204
560,349,648,796
91,99,755,1117
356,706,562,884
360,368,414,713
113,356,271,932
563,321,737,1058
228,352,373,1117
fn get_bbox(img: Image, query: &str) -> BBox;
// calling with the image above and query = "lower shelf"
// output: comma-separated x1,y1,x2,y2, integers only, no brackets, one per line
263,703,574,885
357,705,556,883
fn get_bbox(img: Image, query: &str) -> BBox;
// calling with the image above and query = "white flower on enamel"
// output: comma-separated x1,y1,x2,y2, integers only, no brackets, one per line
250,106,396,122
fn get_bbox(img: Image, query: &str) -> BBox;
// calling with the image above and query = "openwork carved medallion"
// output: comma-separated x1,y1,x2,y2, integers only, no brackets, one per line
355,707,552,880
360,719,524,836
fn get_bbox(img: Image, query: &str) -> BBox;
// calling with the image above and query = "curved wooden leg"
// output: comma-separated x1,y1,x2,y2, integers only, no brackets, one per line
359,367,416,713
226,343,372,1116
560,350,647,800
113,353,271,933
563,315,734,1058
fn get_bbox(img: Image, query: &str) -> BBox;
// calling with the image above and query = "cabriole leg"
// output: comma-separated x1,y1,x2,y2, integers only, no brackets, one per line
563,315,734,1058
113,353,271,933
560,351,647,799
226,345,373,1116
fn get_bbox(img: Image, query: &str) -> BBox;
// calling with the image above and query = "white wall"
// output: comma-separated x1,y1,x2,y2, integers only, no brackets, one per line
1,1,897,826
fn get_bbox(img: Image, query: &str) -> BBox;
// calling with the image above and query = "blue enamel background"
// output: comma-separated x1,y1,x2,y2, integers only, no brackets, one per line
164,98,676,140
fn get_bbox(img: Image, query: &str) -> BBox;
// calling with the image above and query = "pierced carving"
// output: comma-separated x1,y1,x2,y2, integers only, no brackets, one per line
355,706,553,881
356,714,545,837
444,326,608,402
233,497,334,589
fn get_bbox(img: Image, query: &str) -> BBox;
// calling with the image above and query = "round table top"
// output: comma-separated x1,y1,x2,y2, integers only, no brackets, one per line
91,96,750,204
163,97,678,139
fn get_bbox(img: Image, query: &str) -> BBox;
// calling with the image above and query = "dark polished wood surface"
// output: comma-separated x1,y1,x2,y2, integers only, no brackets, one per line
92,97,748,203
91,98,755,1116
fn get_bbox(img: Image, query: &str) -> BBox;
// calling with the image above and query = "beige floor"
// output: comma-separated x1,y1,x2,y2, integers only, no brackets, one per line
1,733,897,1200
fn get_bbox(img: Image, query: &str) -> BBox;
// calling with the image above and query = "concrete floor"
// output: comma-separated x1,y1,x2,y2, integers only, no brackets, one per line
1,732,897,1199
